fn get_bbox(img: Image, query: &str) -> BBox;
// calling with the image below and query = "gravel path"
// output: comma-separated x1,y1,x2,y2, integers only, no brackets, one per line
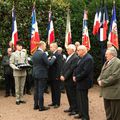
0,85,105,120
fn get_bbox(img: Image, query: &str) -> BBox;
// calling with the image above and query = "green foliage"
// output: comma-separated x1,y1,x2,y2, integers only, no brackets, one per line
0,0,120,80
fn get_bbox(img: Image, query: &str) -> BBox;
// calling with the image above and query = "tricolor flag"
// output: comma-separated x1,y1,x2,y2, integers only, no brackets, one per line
47,11,55,45
82,10,90,50
99,6,109,41
30,4,40,55
11,6,18,48
65,10,72,48
108,3,119,49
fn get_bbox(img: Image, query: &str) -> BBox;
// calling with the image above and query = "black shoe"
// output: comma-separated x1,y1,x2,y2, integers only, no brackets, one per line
44,89,49,94
12,94,15,97
48,103,55,106
54,104,60,108
16,101,20,105
34,106,39,110
61,90,65,93
64,108,72,113
39,106,50,111
74,115,82,119
20,100,26,104
68,111,77,116
26,91,32,95
4,94,10,97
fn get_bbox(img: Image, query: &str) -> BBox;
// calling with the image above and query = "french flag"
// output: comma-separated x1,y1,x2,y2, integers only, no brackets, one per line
11,6,18,48
65,9,72,48
82,10,90,50
48,11,55,45
30,5,40,54
108,3,119,49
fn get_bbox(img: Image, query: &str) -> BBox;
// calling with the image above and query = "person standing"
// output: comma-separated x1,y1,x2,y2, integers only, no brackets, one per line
73,45,94,120
97,47,120,120
48,43,63,108
2,48,15,97
10,41,27,105
32,41,56,111
60,44,79,115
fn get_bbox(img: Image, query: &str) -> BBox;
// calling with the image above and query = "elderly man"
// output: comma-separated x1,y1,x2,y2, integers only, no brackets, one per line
32,41,56,111
60,44,79,115
73,45,94,120
97,47,120,120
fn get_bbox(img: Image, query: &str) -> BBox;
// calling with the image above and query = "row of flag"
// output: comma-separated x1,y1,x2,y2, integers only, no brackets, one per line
11,2,119,55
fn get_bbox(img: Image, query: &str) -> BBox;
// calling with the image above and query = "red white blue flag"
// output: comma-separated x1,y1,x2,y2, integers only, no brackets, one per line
82,10,90,50
48,11,55,45
30,5,40,54
11,6,18,48
65,10,72,48
108,3,119,49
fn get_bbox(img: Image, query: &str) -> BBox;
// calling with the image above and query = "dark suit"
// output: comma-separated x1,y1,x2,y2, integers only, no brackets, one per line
61,53,79,112
49,51,63,106
32,49,55,109
73,53,94,120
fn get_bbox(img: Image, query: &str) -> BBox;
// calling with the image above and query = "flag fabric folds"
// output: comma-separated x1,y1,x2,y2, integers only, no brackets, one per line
82,10,90,50
11,6,18,48
30,6,40,55
108,4,119,49
65,10,72,48
47,11,55,45
99,6,109,41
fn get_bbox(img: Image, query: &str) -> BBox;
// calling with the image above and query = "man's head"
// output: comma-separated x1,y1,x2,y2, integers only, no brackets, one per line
66,44,76,55
50,42,58,52
57,47,62,54
75,41,80,49
7,48,12,56
105,47,117,61
16,41,23,51
9,41,13,48
77,45,87,57
38,41,46,51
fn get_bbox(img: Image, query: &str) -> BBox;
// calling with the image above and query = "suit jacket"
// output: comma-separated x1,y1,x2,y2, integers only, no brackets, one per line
32,49,55,79
73,53,94,90
61,53,79,81
10,50,27,77
97,57,120,99
49,51,63,80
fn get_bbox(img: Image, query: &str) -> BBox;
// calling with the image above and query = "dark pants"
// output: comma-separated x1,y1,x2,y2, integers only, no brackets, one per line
76,89,89,120
4,74,15,95
65,80,77,112
104,99,120,120
34,78,47,109
50,79,61,106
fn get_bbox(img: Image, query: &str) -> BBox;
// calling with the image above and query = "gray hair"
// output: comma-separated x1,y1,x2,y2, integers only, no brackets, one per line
67,44,76,52
77,45,87,53
107,46,117,57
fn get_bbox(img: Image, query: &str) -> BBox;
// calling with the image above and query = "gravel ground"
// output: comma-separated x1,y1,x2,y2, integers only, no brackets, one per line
0,85,106,120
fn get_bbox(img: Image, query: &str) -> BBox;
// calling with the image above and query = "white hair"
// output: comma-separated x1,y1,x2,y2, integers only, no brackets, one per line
77,45,87,52
107,46,117,57
67,44,76,52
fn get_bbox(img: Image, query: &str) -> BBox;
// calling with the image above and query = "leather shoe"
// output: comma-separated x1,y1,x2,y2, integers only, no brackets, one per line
16,101,20,105
20,100,26,104
68,111,77,116
34,106,39,110
64,108,72,113
4,94,10,97
48,103,55,106
74,115,82,119
54,105,60,108
39,106,50,111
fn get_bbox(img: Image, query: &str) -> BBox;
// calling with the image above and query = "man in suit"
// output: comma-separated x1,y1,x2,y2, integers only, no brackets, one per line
32,41,56,111
10,41,27,105
60,44,79,115
48,43,63,108
98,47,120,120
2,48,15,97
73,45,94,120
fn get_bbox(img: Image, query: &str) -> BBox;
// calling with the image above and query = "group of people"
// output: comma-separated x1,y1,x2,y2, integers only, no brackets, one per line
1,40,120,120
